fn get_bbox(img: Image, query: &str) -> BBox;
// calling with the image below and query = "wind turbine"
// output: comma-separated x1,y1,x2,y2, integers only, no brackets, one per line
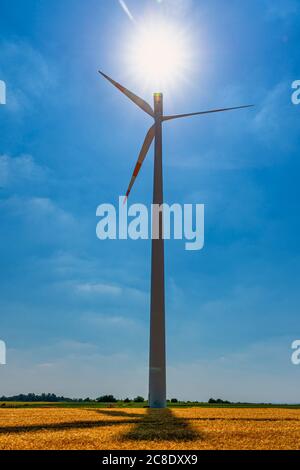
99,70,253,408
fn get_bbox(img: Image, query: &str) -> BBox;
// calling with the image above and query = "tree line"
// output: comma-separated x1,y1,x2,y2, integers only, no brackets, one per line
0,393,233,404
0,393,146,403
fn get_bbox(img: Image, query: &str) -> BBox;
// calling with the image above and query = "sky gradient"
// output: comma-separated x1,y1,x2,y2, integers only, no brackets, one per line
0,0,300,402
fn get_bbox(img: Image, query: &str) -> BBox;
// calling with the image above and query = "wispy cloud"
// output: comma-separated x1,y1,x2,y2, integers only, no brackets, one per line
1,196,74,224
252,81,300,151
76,282,122,296
2,336,298,402
0,343,147,398
73,280,146,301
0,40,56,113
0,154,47,188
0,196,79,247
82,311,139,329
168,336,299,403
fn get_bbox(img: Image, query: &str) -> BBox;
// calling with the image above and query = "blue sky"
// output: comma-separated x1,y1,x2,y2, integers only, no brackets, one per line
0,0,300,402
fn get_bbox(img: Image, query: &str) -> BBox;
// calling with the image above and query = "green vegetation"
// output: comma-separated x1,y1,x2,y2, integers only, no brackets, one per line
96,395,117,403
0,394,299,409
208,398,231,404
133,396,145,403
0,393,74,403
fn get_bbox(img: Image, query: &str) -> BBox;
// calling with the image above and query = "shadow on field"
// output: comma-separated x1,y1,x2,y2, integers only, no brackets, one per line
0,418,137,434
98,408,200,442
0,408,198,441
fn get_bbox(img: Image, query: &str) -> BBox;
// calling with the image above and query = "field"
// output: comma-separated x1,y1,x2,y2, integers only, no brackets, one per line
0,406,300,450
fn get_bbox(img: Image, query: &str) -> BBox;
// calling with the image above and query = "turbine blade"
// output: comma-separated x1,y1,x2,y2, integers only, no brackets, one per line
99,71,154,117
124,125,155,202
162,105,254,122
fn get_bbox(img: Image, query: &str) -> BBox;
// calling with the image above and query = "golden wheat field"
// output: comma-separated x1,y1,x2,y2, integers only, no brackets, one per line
0,407,300,450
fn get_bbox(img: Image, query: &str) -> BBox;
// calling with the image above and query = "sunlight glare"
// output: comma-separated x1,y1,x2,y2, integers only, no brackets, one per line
126,19,191,92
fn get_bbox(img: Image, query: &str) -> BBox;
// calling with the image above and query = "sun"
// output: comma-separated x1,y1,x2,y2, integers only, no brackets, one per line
125,18,192,93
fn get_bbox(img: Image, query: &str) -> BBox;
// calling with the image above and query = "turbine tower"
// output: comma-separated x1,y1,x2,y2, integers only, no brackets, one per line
99,70,253,408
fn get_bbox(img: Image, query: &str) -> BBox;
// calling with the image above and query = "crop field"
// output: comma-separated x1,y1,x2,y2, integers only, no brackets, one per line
0,407,300,450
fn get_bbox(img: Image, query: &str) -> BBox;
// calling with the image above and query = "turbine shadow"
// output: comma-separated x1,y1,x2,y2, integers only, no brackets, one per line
0,418,137,435
0,408,207,441
98,408,200,442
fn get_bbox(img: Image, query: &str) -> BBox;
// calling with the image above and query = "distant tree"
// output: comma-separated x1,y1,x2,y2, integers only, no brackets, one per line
209,398,231,405
96,395,117,403
84,397,91,402
171,398,178,403
123,398,131,403
133,396,145,403
0,393,74,403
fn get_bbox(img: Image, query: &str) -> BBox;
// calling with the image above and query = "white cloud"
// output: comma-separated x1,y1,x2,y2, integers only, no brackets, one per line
2,196,73,224
252,81,300,151
0,196,78,246
0,40,56,113
0,343,147,398
37,252,98,278
0,154,47,187
168,337,299,403
71,280,146,303
76,282,123,296
82,311,139,329
1,336,299,402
